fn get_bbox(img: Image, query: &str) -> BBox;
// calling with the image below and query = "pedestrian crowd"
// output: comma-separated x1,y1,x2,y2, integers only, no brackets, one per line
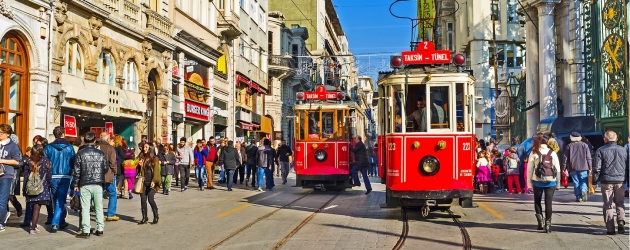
475,131,629,235
0,125,297,238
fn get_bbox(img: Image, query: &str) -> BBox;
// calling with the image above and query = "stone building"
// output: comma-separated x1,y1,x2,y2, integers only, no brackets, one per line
0,0,51,150
49,0,175,147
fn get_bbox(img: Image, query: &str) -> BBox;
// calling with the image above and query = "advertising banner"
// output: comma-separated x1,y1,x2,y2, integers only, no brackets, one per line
64,115,77,137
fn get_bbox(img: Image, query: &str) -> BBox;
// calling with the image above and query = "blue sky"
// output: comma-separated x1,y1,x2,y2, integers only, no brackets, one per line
334,0,417,80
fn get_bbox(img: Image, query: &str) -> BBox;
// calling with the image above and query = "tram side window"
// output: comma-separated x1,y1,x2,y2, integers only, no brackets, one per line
337,110,346,139
429,86,450,130
297,110,304,140
456,83,465,132
308,112,321,138
322,112,334,138
394,90,403,132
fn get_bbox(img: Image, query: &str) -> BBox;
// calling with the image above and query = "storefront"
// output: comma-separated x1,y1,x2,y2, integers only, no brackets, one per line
213,98,228,139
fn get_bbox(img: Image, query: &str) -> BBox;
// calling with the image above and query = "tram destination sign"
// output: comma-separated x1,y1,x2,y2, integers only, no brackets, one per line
297,85,341,101
401,40,451,65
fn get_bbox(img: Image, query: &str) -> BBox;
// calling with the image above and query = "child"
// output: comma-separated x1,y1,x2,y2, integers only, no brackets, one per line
122,155,138,200
475,151,492,193
491,149,504,193
503,147,522,194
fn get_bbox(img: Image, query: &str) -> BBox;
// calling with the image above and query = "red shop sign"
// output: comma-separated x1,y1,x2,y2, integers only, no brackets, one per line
64,115,77,137
185,99,210,121
401,40,451,65
105,122,113,137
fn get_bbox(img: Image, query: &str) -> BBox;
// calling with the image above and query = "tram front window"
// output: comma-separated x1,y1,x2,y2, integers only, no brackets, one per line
429,86,449,130
322,112,334,138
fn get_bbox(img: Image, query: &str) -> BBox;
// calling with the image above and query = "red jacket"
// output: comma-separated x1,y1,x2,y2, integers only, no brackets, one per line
207,146,217,162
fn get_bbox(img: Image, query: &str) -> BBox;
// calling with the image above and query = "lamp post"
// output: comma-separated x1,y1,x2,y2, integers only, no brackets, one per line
491,0,500,143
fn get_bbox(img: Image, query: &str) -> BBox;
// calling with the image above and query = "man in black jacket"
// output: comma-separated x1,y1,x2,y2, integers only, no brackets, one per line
73,131,108,238
592,131,629,235
275,140,293,185
245,142,258,188
350,136,372,195
219,141,241,191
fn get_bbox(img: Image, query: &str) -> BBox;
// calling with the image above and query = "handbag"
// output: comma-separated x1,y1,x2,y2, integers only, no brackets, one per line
26,172,44,196
560,171,569,188
70,193,81,212
132,175,145,194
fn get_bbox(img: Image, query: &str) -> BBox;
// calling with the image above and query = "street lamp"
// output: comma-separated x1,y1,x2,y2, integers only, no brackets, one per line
506,73,519,100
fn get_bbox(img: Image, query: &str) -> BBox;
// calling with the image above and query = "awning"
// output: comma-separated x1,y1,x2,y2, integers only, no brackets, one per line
236,74,262,94
260,116,272,134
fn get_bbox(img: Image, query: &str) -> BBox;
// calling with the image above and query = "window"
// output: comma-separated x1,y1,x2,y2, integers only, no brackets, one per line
239,39,245,56
268,31,273,53
252,47,259,67
292,44,298,56
447,22,454,52
507,0,518,23
506,44,515,67
63,40,84,78
150,0,159,12
515,45,523,67
428,86,450,130
0,34,30,150
240,0,245,10
97,51,116,85
123,60,139,92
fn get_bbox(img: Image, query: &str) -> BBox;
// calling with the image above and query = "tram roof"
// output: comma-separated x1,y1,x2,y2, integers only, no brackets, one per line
377,70,475,86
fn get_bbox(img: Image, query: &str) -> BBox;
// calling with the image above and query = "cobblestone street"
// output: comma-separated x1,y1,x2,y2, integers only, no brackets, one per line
2,172,628,250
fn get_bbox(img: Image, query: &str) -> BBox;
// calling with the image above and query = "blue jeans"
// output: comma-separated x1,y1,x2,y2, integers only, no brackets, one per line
226,169,235,190
195,165,206,187
257,166,265,189
104,178,117,217
570,170,589,199
264,168,274,190
351,165,372,190
219,165,225,181
0,178,11,226
51,178,71,226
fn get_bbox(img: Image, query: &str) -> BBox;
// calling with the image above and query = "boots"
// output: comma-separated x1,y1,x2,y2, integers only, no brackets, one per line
535,214,545,230
138,209,148,225
151,208,159,224
545,219,551,233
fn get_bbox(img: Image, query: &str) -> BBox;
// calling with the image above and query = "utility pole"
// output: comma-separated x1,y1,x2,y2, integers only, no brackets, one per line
492,0,500,143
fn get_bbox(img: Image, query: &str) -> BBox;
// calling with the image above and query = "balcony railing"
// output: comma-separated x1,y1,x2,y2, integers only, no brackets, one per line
103,0,120,13
268,55,296,68
123,0,140,24
144,9,172,41
235,107,252,123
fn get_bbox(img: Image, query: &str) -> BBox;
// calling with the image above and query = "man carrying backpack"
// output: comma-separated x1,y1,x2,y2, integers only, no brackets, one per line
563,132,592,202
592,131,628,235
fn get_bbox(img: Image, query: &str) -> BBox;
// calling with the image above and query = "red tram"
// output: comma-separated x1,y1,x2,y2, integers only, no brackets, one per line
377,53,476,213
292,85,366,190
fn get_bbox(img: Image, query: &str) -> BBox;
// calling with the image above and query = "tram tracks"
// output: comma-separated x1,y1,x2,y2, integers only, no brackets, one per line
207,191,340,250
393,208,471,250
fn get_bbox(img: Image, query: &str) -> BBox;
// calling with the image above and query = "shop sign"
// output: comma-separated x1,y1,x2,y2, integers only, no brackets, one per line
172,112,184,123
105,122,113,137
241,123,254,130
171,60,179,76
64,115,78,137
183,56,210,103
185,100,210,121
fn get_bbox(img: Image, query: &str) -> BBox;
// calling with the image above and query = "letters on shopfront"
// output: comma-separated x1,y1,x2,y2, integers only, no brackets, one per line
185,100,210,121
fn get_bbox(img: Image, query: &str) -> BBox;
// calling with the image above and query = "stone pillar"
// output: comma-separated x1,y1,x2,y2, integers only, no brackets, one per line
569,0,585,116
555,0,571,117
537,2,559,120
525,7,540,138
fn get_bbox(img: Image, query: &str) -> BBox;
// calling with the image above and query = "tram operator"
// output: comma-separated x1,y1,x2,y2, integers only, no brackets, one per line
407,92,446,132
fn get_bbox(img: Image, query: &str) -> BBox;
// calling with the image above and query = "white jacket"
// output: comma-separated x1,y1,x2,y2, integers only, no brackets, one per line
527,144,561,188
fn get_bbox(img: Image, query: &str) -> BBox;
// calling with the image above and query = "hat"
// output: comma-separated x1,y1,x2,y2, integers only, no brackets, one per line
570,132,581,138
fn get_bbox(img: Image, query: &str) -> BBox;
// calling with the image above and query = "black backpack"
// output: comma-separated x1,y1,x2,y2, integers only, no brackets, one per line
535,150,557,181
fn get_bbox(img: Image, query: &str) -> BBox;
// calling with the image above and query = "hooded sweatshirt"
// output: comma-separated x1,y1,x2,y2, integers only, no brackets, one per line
503,153,520,175
0,138,22,179
44,138,76,178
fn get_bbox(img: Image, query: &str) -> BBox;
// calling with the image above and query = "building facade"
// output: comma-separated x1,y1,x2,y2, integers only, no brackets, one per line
0,0,50,150
49,0,175,148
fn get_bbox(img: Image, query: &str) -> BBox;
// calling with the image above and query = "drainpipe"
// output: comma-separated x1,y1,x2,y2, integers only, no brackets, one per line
45,0,55,139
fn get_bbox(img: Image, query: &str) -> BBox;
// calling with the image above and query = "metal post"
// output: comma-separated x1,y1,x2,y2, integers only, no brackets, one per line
492,0,500,142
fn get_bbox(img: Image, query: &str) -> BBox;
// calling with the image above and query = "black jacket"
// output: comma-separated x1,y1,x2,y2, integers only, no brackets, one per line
593,142,629,184
219,146,241,170
276,145,293,162
350,141,368,167
72,145,108,188
245,145,258,165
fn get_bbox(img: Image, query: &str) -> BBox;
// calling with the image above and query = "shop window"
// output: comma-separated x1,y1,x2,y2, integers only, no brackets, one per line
97,51,116,85
446,22,454,52
63,40,84,78
123,60,139,92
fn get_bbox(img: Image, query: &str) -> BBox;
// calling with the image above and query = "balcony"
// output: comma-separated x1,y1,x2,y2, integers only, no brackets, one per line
251,112,261,125
268,55,296,80
235,107,252,123
123,0,140,25
143,8,174,48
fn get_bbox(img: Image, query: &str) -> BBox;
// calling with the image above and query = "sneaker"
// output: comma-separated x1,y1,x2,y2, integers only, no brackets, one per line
0,225,5,232
29,228,41,234
575,199,583,202
258,188,263,191
582,191,588,202
105,216,120,221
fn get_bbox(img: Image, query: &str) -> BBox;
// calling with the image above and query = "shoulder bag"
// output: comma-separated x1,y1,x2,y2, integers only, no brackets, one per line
133,160,145,194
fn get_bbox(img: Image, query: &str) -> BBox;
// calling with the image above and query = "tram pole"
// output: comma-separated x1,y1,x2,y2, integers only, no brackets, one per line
492,0,500,143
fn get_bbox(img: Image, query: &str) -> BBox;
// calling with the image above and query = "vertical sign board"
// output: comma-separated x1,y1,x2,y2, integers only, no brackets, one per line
105,122,114,137
64,115,78,137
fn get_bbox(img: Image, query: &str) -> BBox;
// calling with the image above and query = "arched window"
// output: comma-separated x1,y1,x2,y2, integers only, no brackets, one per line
63,40,84,78
97,51,116,85
123,60,139,92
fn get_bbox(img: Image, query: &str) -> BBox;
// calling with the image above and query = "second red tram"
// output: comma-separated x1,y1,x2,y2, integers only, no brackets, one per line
377,69,476,213
292,86,366,190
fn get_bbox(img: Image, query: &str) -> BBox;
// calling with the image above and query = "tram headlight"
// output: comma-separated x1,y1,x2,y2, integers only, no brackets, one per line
419,156,440,176
314,150,328,162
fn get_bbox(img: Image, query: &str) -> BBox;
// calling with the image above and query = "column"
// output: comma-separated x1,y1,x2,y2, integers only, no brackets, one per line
525,7,540,138
537,2,559,120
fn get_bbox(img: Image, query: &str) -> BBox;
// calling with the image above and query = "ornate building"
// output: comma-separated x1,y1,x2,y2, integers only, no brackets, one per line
0,0,51,150
49,0,175,147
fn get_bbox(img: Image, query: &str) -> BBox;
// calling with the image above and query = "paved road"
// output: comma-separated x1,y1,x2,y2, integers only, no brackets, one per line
2,172,628,250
